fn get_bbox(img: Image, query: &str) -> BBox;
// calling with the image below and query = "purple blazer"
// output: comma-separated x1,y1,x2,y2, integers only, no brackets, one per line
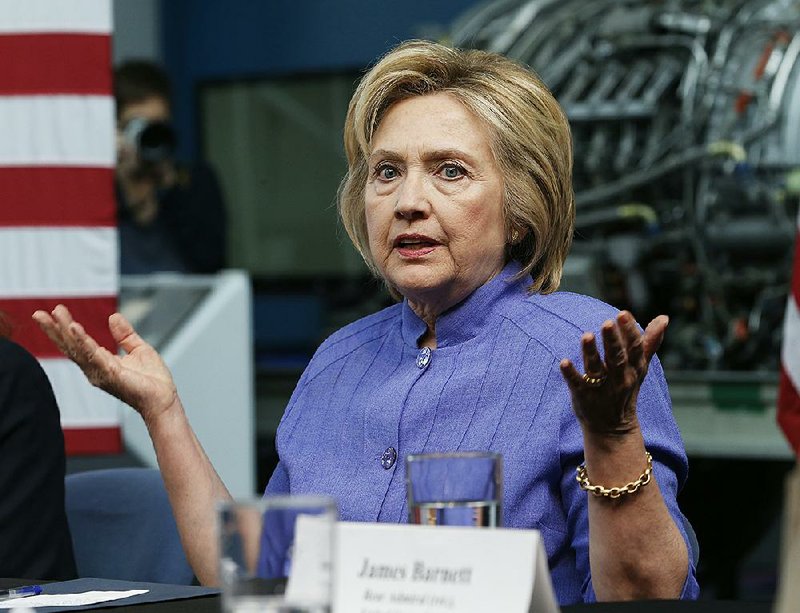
266,261,699,604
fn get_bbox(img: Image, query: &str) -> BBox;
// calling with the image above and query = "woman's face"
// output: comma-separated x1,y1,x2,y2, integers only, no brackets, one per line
365,93,507,314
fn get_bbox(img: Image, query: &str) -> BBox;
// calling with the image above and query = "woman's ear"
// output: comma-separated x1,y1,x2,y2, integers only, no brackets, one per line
509,226,528,245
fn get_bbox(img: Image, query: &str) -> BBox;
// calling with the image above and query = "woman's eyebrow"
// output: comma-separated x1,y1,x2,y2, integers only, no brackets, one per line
368,149,403,163
369,147,479,165
420,148,477,165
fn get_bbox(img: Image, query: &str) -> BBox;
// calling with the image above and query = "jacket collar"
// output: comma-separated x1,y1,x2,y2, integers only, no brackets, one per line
400,260,530,348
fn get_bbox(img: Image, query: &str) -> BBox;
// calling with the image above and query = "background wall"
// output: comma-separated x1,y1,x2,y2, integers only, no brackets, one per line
112,0,160,63
160,0,483,161
149,0,484,279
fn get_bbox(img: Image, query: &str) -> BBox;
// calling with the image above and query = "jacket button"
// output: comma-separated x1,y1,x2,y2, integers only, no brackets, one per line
381,447,397,469
416,347,431,369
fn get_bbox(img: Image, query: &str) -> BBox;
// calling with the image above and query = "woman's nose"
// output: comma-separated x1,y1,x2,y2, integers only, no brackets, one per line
394,173,431,220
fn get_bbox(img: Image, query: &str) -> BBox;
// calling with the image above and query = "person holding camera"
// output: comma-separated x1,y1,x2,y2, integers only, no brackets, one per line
115,61,227,274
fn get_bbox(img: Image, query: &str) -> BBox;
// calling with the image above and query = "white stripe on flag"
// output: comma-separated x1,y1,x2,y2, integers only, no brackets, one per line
0,96,114,166
783,290,800,392
0,0,111,34
40,357,122,427
0,227,118,298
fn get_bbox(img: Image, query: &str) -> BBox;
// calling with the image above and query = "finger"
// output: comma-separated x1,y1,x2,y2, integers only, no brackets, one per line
51,304,75,329
642,315,669,362
53,305,94,362
581,332,605,376
601,319,627,385
32,309,57,333
69,325,120,388
32,310,54,326
108,313,146,355
559,359,584,390
617,311,645,368
32,310,70,353
68,321,103,364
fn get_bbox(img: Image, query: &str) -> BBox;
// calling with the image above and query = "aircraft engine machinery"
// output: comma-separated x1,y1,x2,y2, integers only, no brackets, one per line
451,0,800,371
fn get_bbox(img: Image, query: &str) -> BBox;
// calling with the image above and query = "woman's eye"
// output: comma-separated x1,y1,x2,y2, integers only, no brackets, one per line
377,165,399,180
439,163,465,179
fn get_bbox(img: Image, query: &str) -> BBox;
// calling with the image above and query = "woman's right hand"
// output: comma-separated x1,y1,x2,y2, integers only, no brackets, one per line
32,305,179,426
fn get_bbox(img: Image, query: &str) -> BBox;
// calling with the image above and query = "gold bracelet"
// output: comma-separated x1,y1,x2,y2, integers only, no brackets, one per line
576,452,653,499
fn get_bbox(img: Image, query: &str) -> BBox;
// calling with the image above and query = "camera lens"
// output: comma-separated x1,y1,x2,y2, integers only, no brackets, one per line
124,118,177,164
138,121,176,163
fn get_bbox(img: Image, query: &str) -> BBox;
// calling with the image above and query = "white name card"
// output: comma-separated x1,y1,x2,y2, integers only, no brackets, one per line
333,522,559,613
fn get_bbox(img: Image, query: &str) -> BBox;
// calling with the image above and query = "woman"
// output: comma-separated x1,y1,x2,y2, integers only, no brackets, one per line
34,40,697,603
0,312,77,580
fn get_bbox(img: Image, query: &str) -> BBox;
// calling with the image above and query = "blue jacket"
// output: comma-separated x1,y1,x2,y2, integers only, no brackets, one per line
266,261,699,604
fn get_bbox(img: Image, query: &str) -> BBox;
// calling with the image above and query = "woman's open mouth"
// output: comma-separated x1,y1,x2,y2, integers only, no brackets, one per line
393,234,439,258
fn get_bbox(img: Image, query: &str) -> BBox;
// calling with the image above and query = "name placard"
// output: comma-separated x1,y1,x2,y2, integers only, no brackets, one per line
333,522,559,613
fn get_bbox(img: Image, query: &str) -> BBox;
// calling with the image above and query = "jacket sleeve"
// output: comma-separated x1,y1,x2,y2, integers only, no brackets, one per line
558,355,699,601
0,339,77,580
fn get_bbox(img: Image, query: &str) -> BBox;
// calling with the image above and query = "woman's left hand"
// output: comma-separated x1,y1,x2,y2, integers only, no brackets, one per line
560,311,668,436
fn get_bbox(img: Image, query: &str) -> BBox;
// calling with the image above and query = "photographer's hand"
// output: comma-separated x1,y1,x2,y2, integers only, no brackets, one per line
117,153,177,226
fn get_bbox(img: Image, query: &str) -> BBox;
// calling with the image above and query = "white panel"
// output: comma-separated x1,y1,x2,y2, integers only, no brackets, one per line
121,272,256,496
0,227,118,297
0,96,115,167
672,403,792,459
0,0,112,33
40,357,122,427
783,296,800,392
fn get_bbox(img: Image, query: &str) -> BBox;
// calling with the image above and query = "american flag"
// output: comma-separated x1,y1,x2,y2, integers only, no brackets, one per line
0,0,122,454
779,209,800,455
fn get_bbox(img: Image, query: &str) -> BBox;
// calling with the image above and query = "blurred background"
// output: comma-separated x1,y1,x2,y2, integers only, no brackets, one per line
108,0,799,602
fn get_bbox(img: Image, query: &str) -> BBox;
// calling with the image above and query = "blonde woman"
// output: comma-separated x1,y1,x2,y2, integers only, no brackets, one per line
35,40,697,603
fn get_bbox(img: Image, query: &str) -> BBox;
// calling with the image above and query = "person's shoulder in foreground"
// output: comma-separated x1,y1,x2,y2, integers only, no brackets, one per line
0,338,77,580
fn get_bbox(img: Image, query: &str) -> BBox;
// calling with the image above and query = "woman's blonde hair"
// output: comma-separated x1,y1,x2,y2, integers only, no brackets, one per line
338,39,574,294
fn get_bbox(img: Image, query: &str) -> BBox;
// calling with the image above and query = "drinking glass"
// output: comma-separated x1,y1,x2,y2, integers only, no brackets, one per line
217,495,337,613
406,451,503,527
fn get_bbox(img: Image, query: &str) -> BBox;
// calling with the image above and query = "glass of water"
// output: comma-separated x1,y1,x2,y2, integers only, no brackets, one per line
217,495,338,613
405,451,503,527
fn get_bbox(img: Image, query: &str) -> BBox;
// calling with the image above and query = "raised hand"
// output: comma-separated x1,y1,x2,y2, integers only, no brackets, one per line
559,311,668,436
32,305,178,425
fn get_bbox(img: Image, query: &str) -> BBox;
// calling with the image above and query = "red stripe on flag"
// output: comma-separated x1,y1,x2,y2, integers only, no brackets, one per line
0,33,111,95
0,167,115,226
0,296,117,358
778,367,800,455
63,426,122,455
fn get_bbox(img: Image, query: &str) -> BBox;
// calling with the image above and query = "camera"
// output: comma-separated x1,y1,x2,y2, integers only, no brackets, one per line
123,118,177,164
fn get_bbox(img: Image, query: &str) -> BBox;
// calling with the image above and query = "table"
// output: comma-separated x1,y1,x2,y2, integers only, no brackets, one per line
0,579,773,611
562,601,771,612
0,579,218,612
